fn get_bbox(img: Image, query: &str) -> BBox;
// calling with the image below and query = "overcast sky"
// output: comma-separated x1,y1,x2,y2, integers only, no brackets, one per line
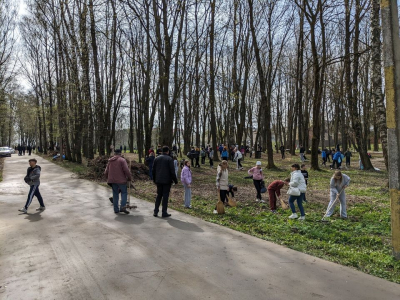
15,0,30,91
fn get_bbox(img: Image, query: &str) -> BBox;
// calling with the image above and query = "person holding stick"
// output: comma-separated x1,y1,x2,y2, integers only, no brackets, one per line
213,160,229,214
324,171,351,219
267,178,290,213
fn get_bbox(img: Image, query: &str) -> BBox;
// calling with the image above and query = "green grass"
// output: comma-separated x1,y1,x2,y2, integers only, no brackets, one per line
41,151,400,283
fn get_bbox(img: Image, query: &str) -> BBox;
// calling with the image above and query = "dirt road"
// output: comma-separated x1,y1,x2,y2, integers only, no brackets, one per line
0,155,399,299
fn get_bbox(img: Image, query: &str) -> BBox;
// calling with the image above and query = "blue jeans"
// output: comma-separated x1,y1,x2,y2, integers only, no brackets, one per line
112,183,127,213
289,193,305,216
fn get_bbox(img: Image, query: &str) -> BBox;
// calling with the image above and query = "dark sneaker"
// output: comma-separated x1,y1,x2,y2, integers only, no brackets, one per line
162,213,171,218
109,197,113,204
153,212,158,217
120,207,130,214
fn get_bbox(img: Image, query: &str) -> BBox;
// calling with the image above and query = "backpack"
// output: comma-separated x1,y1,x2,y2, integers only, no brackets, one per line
201,150,205,157
237,151,242,159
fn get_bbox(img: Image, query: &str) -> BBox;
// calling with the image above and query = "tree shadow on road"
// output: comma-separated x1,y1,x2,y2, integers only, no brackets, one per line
114,214,144,225
165,218,204,233
24,212,43,222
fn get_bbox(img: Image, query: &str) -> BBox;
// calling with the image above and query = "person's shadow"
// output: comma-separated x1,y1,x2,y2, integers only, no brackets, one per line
24,212,43,222
166,218,204,232
114,214,144,225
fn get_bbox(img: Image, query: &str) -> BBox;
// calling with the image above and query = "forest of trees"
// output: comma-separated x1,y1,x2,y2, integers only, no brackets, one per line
0,0,389,170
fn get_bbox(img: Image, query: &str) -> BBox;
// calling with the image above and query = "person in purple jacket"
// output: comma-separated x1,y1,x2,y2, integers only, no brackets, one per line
180,160,192,209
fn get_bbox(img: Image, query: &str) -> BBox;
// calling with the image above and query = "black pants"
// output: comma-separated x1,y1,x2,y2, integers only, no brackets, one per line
237,158,243,168
322,157,327,166
346,157,350,166
154,184,172,214
209,158,213,167
281,151,285,159
253,180,262,200
220,190,228,203
215,189,228,209
195,157,200,167
201,156,205,164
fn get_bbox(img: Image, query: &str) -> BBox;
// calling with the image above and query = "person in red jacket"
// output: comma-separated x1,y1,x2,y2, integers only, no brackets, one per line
104,149,133,214
267,178,290,213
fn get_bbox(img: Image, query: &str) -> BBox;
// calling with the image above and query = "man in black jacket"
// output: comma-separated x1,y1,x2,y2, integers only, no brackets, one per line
152,146,178,217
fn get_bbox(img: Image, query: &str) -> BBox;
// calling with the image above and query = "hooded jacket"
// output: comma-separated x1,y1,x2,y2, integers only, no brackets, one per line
248,166,264,181
333,151,342,162
289,170,307,193
180,165,192,186
104,155,132,184
25,165,41,186
330,174,350,194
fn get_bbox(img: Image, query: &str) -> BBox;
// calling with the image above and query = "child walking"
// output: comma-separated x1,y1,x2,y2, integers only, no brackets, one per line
234,148,243,170
248,161,264,202
180,160,192,209
19,158,45,213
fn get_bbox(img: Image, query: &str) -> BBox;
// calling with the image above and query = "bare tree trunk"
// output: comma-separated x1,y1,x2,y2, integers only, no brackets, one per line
371,0,388,169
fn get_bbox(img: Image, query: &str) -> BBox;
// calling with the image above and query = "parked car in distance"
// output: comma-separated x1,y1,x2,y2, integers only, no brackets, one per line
5,147,15,154
0,147,12,157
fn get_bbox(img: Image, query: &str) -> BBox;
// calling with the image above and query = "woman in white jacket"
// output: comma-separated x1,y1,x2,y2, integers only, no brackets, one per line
287,164,307,220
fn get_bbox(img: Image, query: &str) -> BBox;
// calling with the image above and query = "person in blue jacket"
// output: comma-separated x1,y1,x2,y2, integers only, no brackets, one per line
321,148,327,166
332,150,342,170
221,147,229,161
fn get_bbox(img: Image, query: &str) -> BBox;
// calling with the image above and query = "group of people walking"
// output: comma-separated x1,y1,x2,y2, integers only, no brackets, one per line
16,144,33,156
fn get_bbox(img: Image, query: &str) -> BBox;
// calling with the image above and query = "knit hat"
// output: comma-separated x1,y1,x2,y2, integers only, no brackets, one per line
256,161,262,166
